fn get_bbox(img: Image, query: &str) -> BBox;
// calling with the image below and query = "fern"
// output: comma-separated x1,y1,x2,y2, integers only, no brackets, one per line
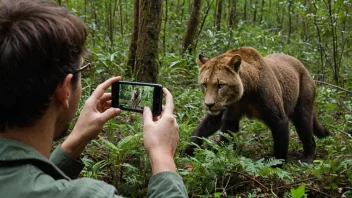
102,139,119,152
102,133,142,154
264,158,283,167
116,133,142,150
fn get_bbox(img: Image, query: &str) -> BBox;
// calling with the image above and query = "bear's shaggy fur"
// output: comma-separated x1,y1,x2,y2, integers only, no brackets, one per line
182,47,329,163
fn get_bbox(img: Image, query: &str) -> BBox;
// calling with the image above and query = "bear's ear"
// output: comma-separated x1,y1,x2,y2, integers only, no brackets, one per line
196,54,209,67
228,54,242,72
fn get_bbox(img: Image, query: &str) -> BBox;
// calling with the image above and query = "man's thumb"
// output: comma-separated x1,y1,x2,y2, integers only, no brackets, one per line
143,107,153,124
101,108,121,122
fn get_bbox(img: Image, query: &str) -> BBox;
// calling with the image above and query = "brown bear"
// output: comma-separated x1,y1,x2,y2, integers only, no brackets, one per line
182,47,330,163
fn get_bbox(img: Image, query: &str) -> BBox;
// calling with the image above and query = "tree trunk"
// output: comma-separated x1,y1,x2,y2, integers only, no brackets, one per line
113,1,119,33
119,0,124,37
108,1,114,46
89,0,98,30
134,0,163,82
125,0,129,26
312,1,325,82
287,0,293,44
253,0,259,23
327,0,339,85
302,0,308,41
127,0,140,77
259,0,264,24
84,0,87,22
180,0,186,22
280,2,285,30
163,0,168,54
215,0,222,31
228,0,236,28
194,0,215,53
243,0,247,21
276,0,280,29
227,0,236,49
182,0,201,54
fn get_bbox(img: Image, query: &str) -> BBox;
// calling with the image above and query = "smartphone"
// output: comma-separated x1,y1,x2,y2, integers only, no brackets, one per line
112,81,163,116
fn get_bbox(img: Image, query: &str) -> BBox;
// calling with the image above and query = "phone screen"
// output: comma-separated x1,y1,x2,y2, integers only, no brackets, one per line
112,81,163,116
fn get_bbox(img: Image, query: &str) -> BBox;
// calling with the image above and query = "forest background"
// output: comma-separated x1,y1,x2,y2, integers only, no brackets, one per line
55,0,352,197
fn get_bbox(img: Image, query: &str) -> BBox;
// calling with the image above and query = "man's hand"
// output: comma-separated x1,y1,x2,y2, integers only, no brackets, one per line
61,76,121,159
143,88,179,175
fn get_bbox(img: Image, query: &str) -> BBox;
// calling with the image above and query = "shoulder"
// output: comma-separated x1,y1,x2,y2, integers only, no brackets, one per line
0,164,120,198
226,47,264,64
69,177,119,198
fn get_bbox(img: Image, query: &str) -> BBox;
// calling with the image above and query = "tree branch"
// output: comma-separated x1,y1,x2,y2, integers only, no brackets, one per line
230,170,269,192
273,177,318,190
315,80,352,94
306,187,336,198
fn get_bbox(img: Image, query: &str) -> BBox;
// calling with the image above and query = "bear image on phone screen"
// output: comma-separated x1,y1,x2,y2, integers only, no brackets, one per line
131,88,141,109
119,84,154,111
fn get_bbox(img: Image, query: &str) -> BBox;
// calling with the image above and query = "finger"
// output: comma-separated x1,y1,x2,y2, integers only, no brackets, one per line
102,101,112,111
162,88,174,115
153,115,161,122
91,76,121,100
100,108,121,122
158,105,166,117
104,100,112,106
100,93,112,104
143,107,153,125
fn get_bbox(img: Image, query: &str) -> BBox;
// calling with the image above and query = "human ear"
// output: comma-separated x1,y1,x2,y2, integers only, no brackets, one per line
55,74,73,109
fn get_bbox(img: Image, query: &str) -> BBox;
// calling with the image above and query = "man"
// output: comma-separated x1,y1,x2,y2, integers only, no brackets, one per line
0,0,187,197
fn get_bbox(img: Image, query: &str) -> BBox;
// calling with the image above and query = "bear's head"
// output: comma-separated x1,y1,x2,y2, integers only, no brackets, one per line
196,54,244,115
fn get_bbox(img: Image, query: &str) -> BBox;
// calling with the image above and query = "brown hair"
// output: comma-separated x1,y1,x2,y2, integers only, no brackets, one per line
0,0,87,132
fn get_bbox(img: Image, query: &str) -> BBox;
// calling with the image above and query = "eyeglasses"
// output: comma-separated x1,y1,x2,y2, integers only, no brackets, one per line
73,63,91,74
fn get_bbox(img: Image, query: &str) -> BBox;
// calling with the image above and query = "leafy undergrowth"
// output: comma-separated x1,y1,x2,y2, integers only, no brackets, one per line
49,1,352,196
176,81,352,198
178,130,352,198
75,56,352,197
70,29,352,197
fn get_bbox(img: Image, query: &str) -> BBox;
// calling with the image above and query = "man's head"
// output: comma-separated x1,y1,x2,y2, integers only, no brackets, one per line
0,0,87,134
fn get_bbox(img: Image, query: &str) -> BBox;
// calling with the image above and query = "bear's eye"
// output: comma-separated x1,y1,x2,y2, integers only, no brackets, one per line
217,84,225,89
201,83,207,89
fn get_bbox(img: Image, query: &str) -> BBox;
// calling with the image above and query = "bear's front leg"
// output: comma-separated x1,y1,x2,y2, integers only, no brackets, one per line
219,106,242,144
181,112,223,157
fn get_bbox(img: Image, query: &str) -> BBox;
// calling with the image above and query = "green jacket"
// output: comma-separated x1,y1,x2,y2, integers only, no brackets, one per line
0,137,188,198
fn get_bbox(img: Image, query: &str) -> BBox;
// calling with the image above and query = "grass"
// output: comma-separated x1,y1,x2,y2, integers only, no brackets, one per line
62,16,352,197
72,55,352,197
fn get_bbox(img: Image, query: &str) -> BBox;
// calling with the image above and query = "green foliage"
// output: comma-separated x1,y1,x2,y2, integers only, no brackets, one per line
81,158,108,180
177,133,293,197
290,184,307,198
55,0,352,197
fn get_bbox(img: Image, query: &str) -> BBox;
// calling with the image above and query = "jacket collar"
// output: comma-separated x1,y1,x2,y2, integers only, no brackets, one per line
0,137,48,161
0,137,69,180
